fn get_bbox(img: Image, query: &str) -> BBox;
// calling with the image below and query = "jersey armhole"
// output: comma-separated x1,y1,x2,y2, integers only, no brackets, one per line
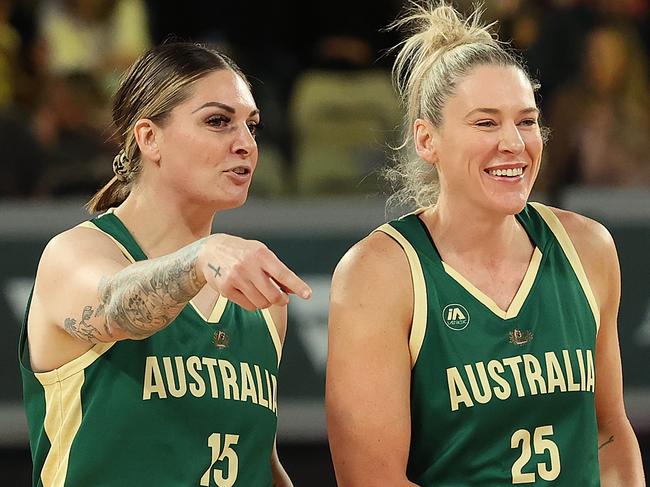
76,221,137,264
373,223,428,368
529,202,600,333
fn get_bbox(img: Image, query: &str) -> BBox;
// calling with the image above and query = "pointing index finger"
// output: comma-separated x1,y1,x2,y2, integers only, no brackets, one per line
265,259,311,299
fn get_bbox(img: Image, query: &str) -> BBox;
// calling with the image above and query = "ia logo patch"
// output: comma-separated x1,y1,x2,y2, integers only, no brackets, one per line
442,304,470,330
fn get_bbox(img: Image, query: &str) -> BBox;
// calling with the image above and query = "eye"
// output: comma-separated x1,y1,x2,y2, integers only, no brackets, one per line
206,115,230,128
518,118,538,127
475,120,497,128
247,121,263,138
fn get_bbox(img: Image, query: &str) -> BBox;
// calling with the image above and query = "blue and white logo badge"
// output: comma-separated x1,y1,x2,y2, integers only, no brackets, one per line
442,304,470,330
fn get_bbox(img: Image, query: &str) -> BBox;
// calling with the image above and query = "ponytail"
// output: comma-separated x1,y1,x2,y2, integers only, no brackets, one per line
86,176,131,213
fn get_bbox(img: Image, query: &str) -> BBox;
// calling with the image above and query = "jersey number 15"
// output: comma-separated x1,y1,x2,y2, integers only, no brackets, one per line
200,433,240,487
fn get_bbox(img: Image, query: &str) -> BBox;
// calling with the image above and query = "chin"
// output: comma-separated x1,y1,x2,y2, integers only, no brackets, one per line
488,194,529,216
201,189,250,213
222,191,250,210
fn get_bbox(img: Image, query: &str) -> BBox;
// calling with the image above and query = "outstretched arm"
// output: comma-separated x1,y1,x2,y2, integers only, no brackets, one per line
29,227,310,371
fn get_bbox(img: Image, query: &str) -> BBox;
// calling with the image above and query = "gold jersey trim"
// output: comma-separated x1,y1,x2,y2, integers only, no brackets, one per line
529,202,600,333
76,219,137,264
34,342,115,385
441,247,543,320
34,342,115,486
207,294,228,322
261,308,283,366
39,370,85,487
190,294,228,323
374,223,428,368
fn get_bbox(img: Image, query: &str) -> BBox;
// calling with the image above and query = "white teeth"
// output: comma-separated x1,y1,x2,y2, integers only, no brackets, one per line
487,167,524,177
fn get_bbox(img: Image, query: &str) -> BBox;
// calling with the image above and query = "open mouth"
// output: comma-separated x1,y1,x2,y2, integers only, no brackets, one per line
484,166,525,178
226,166,251,176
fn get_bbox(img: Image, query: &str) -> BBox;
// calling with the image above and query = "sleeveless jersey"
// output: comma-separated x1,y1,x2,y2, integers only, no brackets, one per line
20,211,282,487
376,202,601,486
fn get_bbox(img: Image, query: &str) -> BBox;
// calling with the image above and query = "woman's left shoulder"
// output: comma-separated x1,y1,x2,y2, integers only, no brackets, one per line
545,206,620,305
545,205,617,261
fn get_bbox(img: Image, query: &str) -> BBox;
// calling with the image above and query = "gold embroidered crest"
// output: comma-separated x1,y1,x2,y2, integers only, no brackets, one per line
509,329,534,346
213,330,230,349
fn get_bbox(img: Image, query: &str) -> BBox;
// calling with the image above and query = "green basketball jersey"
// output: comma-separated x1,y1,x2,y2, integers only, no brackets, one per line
376,202,601,486
20,211,282,487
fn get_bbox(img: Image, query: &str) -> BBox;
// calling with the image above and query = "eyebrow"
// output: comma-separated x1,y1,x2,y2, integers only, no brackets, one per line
465,107,539,117
192,101,259,117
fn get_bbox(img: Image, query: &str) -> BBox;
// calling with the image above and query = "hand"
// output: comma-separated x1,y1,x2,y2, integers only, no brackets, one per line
196,234,312,311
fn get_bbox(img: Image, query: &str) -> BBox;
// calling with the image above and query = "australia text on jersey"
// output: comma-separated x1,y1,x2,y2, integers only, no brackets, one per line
142,355,278,414
447,349,595,411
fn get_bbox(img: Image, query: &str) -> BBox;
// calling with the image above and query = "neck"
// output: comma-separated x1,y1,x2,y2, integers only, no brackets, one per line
423,195,532,264
114,184,216,259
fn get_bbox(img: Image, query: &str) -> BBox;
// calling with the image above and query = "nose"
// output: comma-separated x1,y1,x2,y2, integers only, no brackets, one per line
498,122,525,154
232,124,257,157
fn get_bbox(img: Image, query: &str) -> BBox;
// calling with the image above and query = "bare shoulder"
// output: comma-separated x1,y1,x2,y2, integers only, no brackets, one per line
330,229,413,332
38,224,130,278
546,206,617,264
34,224,131,309
546,206,619,309
333,229,411,287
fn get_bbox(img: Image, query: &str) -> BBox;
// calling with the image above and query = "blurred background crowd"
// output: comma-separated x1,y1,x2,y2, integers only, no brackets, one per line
0,0,648,202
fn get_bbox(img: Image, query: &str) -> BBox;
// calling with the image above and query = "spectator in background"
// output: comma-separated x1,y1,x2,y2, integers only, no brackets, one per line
38,0,151,94
31,72,114,197
289,34,400,196
540,21,650,197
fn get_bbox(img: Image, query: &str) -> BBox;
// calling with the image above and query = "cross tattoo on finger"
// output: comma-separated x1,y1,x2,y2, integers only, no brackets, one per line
208,263,222,278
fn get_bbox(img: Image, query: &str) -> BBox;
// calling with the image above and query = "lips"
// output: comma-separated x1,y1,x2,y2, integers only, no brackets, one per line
224,166,251,176
484,164,527,179
222,165,252,185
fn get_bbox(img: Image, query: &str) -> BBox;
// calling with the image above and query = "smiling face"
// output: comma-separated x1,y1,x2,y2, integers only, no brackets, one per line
418,64,543,216
149,69,260,211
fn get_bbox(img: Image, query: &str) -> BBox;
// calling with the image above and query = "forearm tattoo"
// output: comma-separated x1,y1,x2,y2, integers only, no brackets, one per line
598,435,614,450
63,238,207,342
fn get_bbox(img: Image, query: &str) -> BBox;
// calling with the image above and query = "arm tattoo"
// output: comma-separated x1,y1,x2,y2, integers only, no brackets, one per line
99,238,208,339
598,435,614,450
64,305,113,343
63,238,208,342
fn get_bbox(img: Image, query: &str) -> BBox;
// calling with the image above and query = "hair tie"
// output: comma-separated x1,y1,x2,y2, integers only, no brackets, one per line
112,149,131,182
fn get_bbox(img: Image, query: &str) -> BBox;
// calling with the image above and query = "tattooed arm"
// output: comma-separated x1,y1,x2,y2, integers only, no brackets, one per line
88,240,207,340
28,226,310,371
557,209,645,486
27,227,207,373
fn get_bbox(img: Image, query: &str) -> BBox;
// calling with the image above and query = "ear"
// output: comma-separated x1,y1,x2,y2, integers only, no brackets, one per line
414,118,438,165
133,119,161,164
